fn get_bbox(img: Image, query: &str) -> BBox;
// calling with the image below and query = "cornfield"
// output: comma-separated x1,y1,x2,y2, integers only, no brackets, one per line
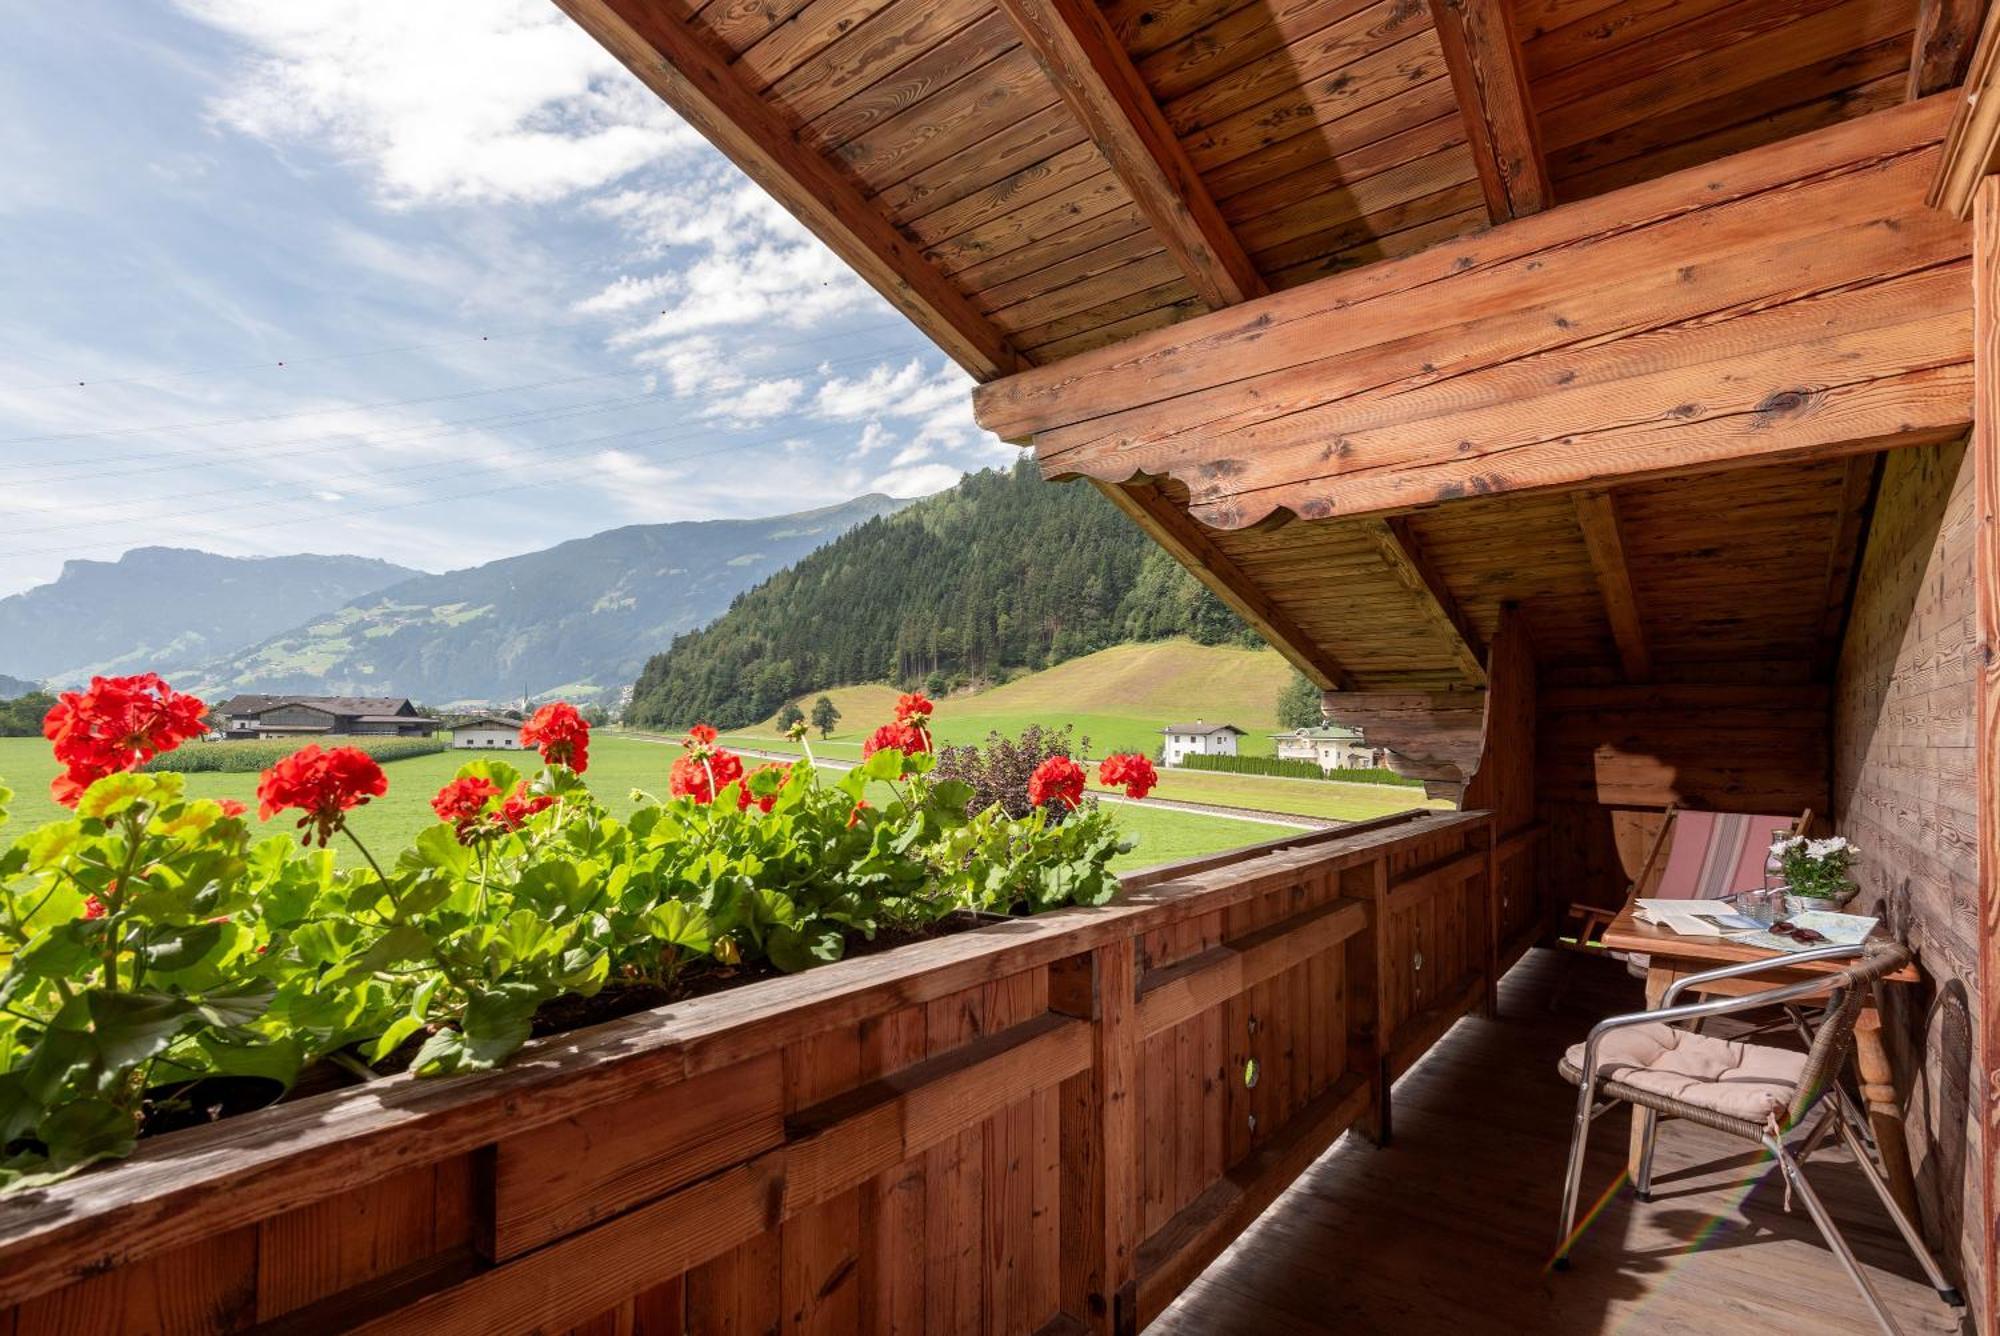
143,736,447,774
1173,753,1421,786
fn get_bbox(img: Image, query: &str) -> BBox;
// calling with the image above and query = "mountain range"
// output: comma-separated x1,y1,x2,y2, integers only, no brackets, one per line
0,549,418,686
185,494,912,705
628,461,1254,729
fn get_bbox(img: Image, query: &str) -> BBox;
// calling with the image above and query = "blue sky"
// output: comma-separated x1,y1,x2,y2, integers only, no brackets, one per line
0,1,1013,597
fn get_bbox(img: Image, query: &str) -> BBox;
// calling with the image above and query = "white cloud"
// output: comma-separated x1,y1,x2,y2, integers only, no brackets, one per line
870,462,964,497
814,359,973,422
705,377,804,426
574,273,676,315
179,0,697,205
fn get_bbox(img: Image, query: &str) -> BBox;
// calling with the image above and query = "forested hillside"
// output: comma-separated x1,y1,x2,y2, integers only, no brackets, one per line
627,462,1254,728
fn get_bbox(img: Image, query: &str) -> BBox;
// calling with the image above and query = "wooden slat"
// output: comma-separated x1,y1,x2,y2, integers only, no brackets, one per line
993,0,1266,308
354,1014,1093,1334
1135,897,1369,1037
1970,174,2000,1336
1132,1071,1370,1325
1910,0,1990,94
1366,517,1489,685
1930,1,2000,215
555,0,1019,379
1427,0,1551,219
1091,478,1358,690
1571,490,1652,682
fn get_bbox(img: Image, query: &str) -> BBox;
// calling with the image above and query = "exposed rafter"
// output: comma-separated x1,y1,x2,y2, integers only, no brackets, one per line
1364,518,1488,686
1812,453,1882,679
1427,0,1551,221
1930,2,2000,216
1092,480,1354,691
1910,0,1991,97
1572,490,1652,683
993,0,1266,309
555,0,1020,380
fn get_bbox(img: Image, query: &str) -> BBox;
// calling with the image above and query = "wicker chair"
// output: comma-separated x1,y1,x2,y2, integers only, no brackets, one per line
1552,941,1961,1334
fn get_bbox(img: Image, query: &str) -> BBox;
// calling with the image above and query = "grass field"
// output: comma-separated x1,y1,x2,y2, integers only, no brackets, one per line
0,734,1284,875
755,640,1297,759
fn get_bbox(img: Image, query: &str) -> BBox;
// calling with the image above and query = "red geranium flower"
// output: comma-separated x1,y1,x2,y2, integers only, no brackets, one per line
670,747,745,805
895,692,933,724
257,745,388,847
861,721,929,759
520,701,590,773
498,781,554,829
739,761,791,813
1097,753,1159,800
217,798,247,818
685,723,718,747
41,673,209,807
432,776,499,826
81,895,106,921
1028,755,1086,810
847,799,871,829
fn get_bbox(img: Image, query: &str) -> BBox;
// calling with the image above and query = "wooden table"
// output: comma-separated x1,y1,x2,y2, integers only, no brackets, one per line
1599,898,1922,1218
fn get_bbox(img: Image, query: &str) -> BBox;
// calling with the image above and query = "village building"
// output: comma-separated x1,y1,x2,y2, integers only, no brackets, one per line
1271,724,1382,771
452,716,529,750
1159,721,1242,764
216,694,434,740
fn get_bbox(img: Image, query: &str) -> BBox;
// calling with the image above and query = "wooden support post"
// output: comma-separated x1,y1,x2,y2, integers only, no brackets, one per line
1483,817,1501,1019
1969,173,2000,1336
1341,858,1394,1147
1573,489,1653,683
1911,0,1991,97
1053,942,1140,1335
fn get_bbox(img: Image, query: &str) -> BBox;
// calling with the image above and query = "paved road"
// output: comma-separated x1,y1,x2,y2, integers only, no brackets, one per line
624,733,1326,831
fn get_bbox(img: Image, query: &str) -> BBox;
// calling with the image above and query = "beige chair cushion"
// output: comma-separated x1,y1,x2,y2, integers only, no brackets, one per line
1564,1023,1804,1123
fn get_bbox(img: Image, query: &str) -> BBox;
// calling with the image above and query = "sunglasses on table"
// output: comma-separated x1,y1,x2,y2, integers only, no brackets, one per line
1768,920,1827,944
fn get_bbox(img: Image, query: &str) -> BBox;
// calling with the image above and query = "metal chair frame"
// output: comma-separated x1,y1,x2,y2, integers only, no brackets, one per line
1552,943,1962,1335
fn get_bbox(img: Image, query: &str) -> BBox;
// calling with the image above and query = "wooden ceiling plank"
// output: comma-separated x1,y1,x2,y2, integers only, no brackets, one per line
1571,489,1653,682
1910,0,1990,96
1931,0,2000,216
1365,518,1490,684
1426,0,1552,220
555,0,1019,380
994,0,1268,307
1092,480,1357,689
1811,452,1883,678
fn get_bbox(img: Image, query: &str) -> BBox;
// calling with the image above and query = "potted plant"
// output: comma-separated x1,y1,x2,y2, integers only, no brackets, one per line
1767,834,1860,913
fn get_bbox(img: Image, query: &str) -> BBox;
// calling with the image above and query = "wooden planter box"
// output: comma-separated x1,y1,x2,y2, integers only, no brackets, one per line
0,808,1533,1335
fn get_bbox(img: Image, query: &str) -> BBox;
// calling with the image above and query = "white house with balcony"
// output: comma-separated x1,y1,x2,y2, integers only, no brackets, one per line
1271,725,1383,772
452,716,529,750
1160,721,1243,766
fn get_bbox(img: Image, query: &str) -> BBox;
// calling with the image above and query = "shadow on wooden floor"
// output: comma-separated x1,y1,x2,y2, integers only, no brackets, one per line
1147,948,1968,1335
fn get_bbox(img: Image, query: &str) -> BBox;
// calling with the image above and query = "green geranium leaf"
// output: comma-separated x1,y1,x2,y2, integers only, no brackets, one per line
194,978,277,1029
643,901,711,954
192,1030,303,1088
138,921,224,974
765,921,844,974
37,1098,136,1170
368,1013,428,1063
0,1072,41,1143
86,990,198,1071
408,823,473,876
15,920,99,980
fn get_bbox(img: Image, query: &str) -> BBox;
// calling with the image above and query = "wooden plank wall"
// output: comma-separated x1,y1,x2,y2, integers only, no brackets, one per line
0,815,1511,1336
1830,436,1985,1310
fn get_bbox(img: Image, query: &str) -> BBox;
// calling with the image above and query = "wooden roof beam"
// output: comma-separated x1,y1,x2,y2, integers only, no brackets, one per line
994,0,1266,308
1930,2,2000,216
1811,453,1882,680
1911,0,1991,97
1092,480,1354,691
1572,490,1652,683
555,0,1020,380
1363,518,1488,686
1428,0,1551,221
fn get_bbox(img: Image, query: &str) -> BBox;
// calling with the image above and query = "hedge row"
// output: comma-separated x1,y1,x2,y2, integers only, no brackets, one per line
1174,753,1423,786
142,736,447,773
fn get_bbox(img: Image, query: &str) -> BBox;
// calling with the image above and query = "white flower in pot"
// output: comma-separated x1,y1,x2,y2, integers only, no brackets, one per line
1767,833,1859,913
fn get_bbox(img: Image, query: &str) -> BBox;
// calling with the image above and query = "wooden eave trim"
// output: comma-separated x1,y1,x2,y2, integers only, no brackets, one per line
1930,1,2000,217
1427,0,1551,221
994,0,1266,308
1571,489,1652,683
555,0,1020,380
1091,479,1356,690
1367,517,1488,685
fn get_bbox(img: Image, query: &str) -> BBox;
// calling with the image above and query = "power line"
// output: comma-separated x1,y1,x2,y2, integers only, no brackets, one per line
0,337,935,485
0,418,895,561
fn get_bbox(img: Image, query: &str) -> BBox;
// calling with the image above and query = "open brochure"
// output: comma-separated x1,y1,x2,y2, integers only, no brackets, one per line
1633,899,1763,936
1730,909,1879,954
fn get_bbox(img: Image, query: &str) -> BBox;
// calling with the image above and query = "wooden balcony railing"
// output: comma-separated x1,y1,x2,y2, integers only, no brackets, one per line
0,806,1535,1335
